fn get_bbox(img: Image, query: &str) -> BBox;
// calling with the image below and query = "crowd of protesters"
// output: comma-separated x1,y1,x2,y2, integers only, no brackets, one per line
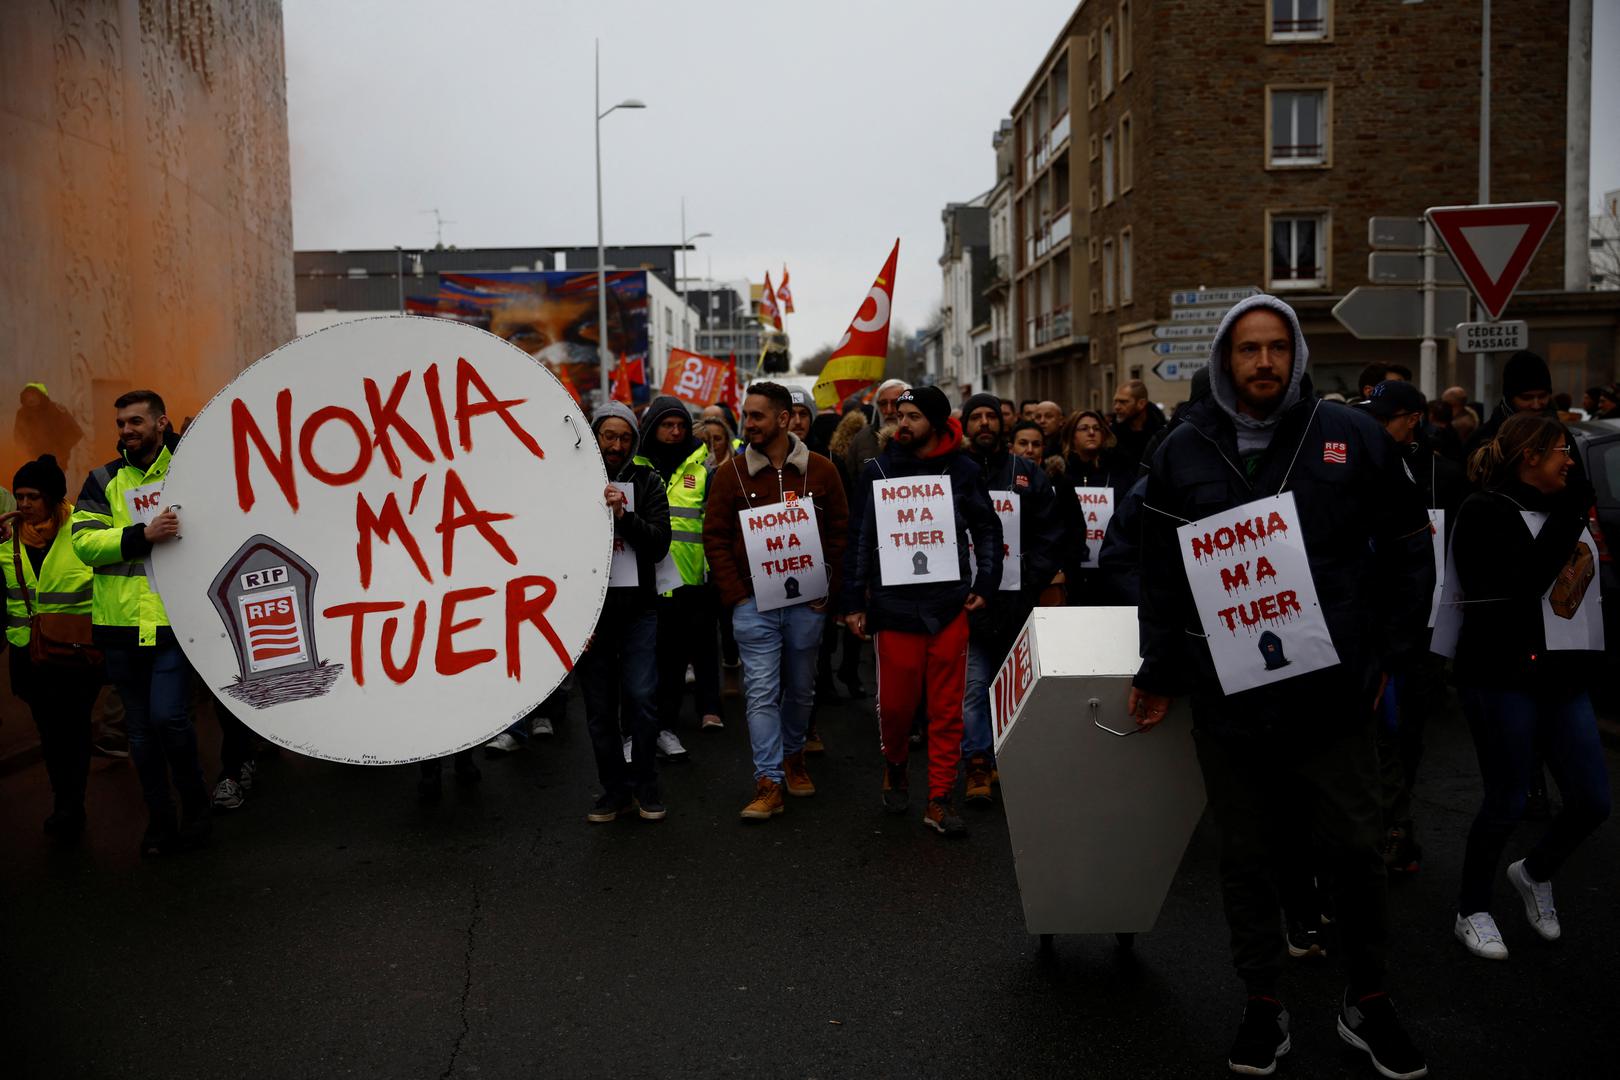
3,310,1616,1079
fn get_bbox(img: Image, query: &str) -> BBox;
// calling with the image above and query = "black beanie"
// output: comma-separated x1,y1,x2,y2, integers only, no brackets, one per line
1502,350,1551,400
13,455,66,503
897,386,951,431
961,392,1003,429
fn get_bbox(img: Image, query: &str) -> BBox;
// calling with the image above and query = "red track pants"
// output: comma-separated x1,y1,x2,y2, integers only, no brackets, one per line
875,610,969,800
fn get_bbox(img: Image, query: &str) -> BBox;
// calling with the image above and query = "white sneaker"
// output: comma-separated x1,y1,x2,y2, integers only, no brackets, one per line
622,737,633,763
212,778,244,811
656,729,687,758
530,715,554,737
484,733,522,753
1454,912,1509,960
1507,859,1561,941
684,664,696,686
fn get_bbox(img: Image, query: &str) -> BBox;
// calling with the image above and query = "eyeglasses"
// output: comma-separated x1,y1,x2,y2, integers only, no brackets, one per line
1075,424,1105,434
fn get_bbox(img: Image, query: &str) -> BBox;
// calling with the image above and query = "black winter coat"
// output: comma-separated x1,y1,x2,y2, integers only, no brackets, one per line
604,459,672,615
1133,395,1433,738
965,447,1074,648
842,423,1002,635
1451,481,1599,693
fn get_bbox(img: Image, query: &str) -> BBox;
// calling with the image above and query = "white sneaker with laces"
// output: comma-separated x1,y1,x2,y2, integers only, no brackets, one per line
622,737,633,763
484,733,522,753
530,715,554,737
1507,859,1561,941
1454,912,1509,960
657,729,687,758
212,778,244,811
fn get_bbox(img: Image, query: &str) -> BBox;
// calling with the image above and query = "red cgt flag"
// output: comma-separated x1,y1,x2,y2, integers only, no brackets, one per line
611,354,644,404
722,353,741,415
813,239,898,409
778,266,795,314
660,348,729,408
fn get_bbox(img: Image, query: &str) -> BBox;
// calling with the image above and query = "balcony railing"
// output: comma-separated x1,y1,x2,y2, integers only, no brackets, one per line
1032,209,1072,260
1026,306,1074,350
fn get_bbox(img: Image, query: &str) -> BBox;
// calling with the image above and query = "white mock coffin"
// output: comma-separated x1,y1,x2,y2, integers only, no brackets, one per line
991,607,1206,936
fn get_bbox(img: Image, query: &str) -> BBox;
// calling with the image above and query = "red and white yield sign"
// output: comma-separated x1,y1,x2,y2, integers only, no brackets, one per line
1425,202,1560,321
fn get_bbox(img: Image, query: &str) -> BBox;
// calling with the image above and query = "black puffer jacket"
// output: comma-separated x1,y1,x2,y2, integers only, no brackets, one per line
842,420,1001,634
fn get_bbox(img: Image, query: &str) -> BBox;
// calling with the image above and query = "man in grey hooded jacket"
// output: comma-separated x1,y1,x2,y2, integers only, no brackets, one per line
1127,296,1433,1080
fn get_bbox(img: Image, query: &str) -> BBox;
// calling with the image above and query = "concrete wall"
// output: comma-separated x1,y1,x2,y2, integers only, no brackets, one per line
0,0,294,484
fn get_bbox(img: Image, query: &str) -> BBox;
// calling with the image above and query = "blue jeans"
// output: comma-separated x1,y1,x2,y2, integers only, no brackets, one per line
961,641,998,758
732,598,824,782
104,643,207,821
578,605,659,799
1457,687,1612,915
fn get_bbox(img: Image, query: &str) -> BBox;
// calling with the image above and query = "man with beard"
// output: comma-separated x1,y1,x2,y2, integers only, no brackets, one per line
1110,379,1167,472
787,387,817,440
957,393,1070,802
843,386,1001,836
843,378,909,482
704,382,848,819
637,396,722,749
71,390,207,857
1129,297,1433,1079
582,402,672,823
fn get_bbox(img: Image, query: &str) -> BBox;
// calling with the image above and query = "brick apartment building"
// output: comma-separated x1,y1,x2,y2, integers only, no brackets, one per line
1009,0,1617,411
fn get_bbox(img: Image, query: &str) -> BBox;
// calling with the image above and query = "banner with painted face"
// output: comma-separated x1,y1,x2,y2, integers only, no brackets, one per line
739,492,827,611
1076,488,1115,570
873,475,960,585
150,316,612,765
1176,492,1339,696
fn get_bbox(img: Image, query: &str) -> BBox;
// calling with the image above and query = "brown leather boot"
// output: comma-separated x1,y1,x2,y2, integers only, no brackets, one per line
964,753,994,803
784,751,816,796
740,777,785,820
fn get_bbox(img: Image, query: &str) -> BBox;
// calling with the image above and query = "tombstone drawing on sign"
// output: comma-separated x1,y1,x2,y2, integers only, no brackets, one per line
912,551,929,575
784,576,800,599
207,534,343,709
1258,630,1289,671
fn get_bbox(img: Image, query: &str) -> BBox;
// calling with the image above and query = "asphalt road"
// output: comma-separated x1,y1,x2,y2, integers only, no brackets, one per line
2,662,1617,1080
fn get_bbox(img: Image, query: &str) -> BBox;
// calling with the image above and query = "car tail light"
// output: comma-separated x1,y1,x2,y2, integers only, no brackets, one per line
1590,507,1611,564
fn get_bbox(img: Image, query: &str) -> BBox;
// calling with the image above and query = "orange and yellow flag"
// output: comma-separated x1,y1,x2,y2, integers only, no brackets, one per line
813,239,898,409
759,272,784,331
778,266,795,313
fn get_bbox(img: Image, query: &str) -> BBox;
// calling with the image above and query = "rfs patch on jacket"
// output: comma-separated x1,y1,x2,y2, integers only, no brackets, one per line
683,474,697,489
1014,474,1029,489
1322,441,1348,465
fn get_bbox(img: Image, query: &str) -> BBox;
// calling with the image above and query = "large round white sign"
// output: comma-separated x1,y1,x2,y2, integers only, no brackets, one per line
152,316,611,764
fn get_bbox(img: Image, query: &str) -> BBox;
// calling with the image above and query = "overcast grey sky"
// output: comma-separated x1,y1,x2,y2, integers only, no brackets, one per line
285,0,1619,357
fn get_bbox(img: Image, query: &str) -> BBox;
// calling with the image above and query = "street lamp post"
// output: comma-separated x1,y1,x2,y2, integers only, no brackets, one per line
594,39,645,413
678,198,712,355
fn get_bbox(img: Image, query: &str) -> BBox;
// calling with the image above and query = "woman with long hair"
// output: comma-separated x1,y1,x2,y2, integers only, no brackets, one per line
0,455,100,843
1050,409,1132,605
1450,413,1610,960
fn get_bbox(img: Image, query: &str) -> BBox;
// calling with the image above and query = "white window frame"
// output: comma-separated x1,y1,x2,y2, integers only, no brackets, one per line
1120,227,1134,305
1101,19,1115,97
1118,113,1133,193
1101,130,1116,204
1266,210,1331,291
1119,1,1133,77
1266,85,1331,168
1267,0,1332,43
1101,237,1117,310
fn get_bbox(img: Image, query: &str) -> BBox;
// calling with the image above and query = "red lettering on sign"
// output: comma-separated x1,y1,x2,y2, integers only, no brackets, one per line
456,357,545,461
300,405,373,486
505,575,571,677
322,600,405,686
380,601,428,683
364,371,435,478
423,362,455,460
436,468,517,575
231,391,299,513
356,491,432,588
435,585,498,676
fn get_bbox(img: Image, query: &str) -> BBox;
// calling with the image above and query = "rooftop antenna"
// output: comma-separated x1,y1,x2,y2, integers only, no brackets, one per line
420,208,455,248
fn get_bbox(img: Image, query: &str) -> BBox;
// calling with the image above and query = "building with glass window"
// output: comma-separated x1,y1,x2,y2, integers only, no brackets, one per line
1007,0,1615,410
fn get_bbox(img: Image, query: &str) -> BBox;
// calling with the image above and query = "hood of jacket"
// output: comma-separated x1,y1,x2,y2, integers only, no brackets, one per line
1207,294,1310,439
591,400,641,479
638,395,699,475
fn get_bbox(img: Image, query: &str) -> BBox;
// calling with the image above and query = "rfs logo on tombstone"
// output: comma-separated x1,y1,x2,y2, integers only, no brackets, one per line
208,534,339,710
